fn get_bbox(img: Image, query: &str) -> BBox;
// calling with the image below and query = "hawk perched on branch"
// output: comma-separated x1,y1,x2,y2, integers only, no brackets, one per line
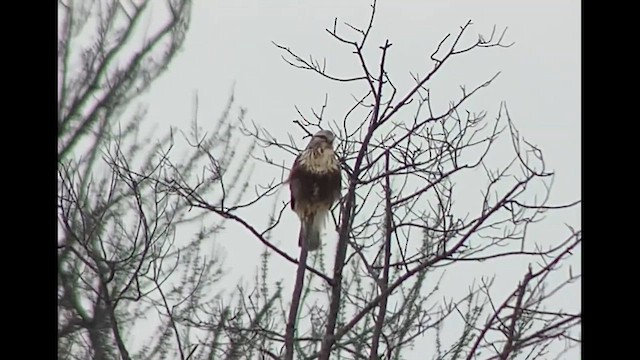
288,130,342,251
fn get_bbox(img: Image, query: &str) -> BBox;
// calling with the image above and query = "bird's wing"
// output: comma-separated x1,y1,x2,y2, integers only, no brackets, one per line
332,153,342,202
288,155,303,210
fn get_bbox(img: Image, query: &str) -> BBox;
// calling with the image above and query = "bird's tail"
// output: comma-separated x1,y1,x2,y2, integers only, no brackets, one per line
299,215,322,252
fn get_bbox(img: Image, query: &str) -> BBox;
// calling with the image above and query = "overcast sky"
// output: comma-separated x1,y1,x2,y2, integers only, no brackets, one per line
136,0,580,358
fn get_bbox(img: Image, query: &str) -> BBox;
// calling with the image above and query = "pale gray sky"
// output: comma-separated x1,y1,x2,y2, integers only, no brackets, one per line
136,0,580,358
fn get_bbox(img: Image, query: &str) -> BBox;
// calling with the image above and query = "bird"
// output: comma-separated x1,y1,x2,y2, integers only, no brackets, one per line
287,129,342,251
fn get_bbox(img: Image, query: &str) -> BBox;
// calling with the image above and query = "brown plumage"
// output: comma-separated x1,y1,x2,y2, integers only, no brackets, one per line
287,130,341,251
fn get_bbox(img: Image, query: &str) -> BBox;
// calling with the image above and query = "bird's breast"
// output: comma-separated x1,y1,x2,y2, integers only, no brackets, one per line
298,149,339,174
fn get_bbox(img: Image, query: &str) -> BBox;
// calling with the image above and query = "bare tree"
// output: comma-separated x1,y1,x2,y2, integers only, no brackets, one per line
56,1,262,359
227,1,580,359
58,1,581,360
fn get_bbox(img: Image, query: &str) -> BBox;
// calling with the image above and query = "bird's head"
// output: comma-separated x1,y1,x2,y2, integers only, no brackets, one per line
305,130,337,150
